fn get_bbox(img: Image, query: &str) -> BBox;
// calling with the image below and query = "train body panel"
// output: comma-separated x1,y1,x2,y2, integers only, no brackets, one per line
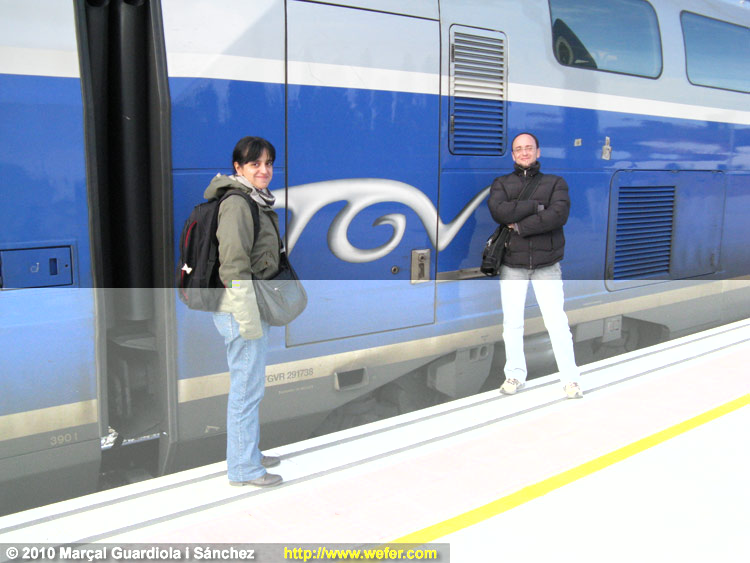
2,0,750,513
0,0,101,513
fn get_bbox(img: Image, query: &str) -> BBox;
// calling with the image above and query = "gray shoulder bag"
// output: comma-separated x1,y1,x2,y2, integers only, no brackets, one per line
247,200,308,326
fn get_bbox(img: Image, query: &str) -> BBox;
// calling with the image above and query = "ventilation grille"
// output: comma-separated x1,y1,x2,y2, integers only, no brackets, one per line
612,186,675,279
450,28,507,155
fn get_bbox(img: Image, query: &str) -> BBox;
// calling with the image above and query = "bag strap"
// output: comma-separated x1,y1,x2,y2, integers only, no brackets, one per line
220,189,261,241
516,171,544,202
501,171,544,242
220,189,285,277
496,172,543,233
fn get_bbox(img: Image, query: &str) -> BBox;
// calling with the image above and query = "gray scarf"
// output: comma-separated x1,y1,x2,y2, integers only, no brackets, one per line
231,174,276,208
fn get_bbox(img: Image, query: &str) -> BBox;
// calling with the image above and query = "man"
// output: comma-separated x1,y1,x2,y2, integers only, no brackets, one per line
488,132,582,399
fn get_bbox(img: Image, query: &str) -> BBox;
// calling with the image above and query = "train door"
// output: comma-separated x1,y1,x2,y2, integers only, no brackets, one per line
285,0,441,345
76,0,175,478
163,0,287,471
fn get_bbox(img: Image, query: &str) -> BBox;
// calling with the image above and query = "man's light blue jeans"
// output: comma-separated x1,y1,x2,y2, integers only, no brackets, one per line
500,262,580,386
213,312,269,482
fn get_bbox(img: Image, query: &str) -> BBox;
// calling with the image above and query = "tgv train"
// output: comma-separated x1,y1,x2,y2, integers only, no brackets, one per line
1,0,749,514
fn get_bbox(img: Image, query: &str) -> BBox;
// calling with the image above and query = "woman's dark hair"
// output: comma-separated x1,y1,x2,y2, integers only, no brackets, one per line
232,136,276,168
511,132,540,149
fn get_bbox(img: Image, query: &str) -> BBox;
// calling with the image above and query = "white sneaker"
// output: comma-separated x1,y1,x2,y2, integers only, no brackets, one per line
564,382,583,399
500,378,525,395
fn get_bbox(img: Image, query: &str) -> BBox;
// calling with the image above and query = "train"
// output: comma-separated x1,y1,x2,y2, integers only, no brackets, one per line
1,0,749,515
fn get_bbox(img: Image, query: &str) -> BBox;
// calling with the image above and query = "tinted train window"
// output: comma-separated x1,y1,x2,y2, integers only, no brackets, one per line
681,12,750,93
549,0,662,78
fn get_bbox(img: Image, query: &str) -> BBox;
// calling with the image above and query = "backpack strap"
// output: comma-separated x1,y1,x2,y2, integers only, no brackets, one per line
219,188,260,241
219,189,285,277
223,188,286,250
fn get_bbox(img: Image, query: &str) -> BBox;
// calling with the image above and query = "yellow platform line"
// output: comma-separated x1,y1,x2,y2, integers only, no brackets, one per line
394,393,750,545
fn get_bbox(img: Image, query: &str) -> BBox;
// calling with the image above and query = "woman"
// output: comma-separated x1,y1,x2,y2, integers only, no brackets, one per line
207,136,283,486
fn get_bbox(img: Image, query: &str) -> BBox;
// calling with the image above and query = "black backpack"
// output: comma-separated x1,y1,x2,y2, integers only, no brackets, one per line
177,189,260,311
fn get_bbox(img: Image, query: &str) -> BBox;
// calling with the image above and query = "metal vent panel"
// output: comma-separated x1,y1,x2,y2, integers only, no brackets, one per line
612,186,675,279
606,171,724,292
450,27,507,155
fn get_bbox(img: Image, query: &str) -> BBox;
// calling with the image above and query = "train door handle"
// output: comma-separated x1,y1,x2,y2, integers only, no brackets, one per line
411,249,431,284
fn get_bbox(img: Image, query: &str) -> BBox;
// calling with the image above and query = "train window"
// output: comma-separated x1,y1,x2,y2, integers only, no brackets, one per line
449,26,507,155
681,12,750,94
548,0,662,78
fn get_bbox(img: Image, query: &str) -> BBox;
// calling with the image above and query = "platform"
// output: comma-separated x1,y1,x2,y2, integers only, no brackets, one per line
1,320,749,562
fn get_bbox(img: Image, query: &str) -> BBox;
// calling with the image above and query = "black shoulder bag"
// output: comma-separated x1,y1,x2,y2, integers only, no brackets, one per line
480,172,544,276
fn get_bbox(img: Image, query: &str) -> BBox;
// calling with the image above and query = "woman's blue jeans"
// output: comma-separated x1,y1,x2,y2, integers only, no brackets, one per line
212,312,269,482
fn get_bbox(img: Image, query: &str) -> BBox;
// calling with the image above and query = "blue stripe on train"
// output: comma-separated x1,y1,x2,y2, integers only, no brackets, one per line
0,74,96,416
168,78,750,380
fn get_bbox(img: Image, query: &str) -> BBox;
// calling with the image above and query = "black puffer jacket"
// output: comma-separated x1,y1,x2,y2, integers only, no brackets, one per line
487,161,570,270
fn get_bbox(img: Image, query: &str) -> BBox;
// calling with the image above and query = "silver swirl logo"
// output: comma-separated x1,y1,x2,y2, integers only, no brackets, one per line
273,178,490,263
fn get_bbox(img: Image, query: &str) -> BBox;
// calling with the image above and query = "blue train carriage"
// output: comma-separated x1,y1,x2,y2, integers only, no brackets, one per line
0,1,103,515
171,0,750,460
1,0,749,515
